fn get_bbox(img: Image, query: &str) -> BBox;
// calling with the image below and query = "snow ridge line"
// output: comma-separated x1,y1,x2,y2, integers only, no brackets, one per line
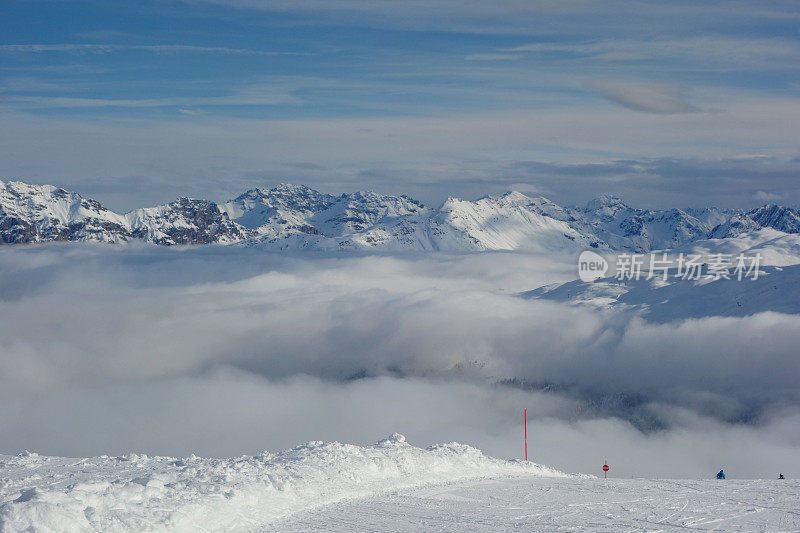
4,179,800,252
0,433,567,532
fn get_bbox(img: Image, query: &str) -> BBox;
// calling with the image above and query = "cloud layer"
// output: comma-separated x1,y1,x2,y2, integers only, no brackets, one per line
1,245,799,478
2,109,799,212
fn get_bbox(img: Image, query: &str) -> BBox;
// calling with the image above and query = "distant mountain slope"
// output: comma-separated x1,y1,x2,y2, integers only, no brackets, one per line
524,241,800,323
527,264,800,322
0,181,131,243
127,197,250,245
670,228,800,267
2,179,799,252
223,184,438,250
431,192,601,252
220,183,338,236
567,195,730,252
710,205,800,239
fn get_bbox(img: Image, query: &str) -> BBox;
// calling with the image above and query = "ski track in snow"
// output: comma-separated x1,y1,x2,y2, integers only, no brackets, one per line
280,476,800,532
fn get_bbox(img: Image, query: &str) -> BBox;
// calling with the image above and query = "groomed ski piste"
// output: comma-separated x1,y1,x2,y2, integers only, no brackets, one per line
2,435,799,532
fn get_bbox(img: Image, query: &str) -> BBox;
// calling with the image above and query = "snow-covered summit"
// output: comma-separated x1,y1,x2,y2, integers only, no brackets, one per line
221,183,337,230
221,184,430,250
582,194,630,219
0,180,131,244
0,180,250,246
710,204,800,238
571,195,724,252
126,197,249,245
435,192,599,252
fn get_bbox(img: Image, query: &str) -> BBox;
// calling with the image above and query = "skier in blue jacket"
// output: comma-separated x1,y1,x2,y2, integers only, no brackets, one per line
716,469,725,480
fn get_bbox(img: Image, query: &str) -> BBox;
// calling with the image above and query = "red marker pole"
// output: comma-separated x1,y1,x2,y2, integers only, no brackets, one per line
524,409,528,461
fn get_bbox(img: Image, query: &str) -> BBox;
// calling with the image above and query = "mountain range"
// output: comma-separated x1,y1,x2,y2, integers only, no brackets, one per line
2,179,799,252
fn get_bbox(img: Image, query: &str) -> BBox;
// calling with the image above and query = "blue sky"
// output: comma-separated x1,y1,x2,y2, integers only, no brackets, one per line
1,0,799,210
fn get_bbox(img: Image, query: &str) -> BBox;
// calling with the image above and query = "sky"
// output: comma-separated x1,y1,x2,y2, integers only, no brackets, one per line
1,0,800,210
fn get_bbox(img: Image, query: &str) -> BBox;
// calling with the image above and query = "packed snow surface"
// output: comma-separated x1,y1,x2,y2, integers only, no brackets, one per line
281,476,800,531
10,434,795,533
0,434,564,532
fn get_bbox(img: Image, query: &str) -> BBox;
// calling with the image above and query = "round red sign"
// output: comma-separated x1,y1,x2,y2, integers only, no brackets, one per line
602,464,610,472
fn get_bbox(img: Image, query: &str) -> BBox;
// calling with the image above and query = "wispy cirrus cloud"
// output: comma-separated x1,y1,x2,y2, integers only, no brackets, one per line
0,78,304,110
464,53,523,61
2,0,799,211
754,191,787,202
2,90,800,210
173,0,800,35
502,36,800,69
4,92,302,109
0,44,301,56
593,80,700,114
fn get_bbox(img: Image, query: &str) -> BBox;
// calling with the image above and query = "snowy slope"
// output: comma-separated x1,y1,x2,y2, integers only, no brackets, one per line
280,476,800,532
672,228,800,267
230,185,438,251
225,187,603,252
0,181,250,246
569,195,728,252
523,229,800,322
525,262,800,323
126,198,250,245
710,204,800,238
0,180,131,243
430,192,602,252
220,184,337,237
0,435,564,532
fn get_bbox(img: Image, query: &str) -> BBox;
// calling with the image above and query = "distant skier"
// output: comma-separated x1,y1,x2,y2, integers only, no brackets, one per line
779,473,785,480
716,469,725,480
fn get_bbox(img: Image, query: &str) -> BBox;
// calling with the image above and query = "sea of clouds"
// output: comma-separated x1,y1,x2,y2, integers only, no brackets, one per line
1,244,799,478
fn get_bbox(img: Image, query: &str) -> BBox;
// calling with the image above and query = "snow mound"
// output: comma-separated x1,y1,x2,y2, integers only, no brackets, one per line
0,435,565,532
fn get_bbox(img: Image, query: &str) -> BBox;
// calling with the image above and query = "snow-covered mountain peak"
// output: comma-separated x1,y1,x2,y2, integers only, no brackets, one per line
497,190,535,203
2,180,103,218
265,183,336,208
571,195,729,252
4,179,800,253
588,193,626,207
709,204,800,239
310,189,428,237
0,179,130,243
583,194,631,217
126,197,248,245
442,191,539,211
747,204,800,233
434,191,600,252
234,183,334,209
221,183,336,233
272,182,318,194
